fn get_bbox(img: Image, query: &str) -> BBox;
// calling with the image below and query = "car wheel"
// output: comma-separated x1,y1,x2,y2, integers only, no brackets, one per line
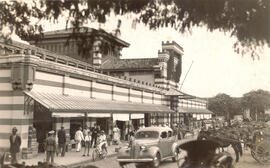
150,153,161,168
172,152,178,162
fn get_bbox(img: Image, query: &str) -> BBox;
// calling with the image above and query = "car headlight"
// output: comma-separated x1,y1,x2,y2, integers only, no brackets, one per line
140,146,147,152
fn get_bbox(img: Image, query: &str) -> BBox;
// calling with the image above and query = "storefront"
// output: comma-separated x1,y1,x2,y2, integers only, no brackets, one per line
24,91,173,149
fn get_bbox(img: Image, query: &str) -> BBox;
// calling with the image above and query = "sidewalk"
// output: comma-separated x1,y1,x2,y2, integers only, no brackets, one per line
19,135,198,168
19,142,126,168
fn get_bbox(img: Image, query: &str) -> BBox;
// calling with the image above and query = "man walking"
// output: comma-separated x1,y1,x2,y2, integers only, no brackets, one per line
9,127,21,164
57,126,66,157
45,130,56,164
75,127,84,152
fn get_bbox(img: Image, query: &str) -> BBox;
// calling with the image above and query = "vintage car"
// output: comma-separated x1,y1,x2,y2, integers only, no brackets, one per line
178,140,234,168
117,126,179,168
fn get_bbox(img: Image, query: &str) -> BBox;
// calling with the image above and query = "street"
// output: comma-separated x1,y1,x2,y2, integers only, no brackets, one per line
85,147,267,168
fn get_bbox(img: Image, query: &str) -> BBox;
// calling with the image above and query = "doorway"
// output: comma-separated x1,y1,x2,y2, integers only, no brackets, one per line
33,101,52,153
70,118,83,140
96,118,109,134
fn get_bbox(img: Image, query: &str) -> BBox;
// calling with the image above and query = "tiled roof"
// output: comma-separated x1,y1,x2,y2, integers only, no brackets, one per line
101,57,159,70
24,91,173,114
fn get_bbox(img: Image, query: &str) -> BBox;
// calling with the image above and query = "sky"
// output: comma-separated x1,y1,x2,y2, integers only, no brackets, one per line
12,14,270,98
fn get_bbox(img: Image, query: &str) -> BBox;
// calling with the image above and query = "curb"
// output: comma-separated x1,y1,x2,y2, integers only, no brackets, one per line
67,152,118,168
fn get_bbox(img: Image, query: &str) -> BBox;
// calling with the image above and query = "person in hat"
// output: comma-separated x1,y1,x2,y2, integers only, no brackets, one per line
9,127,21,164
45,130,56,163
57,126,66,157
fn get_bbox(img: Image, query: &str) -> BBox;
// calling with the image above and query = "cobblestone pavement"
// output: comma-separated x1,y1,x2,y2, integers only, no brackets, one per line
86,147,268,168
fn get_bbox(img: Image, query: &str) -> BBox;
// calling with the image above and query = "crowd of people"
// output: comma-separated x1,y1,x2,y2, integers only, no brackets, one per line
41,124,110,164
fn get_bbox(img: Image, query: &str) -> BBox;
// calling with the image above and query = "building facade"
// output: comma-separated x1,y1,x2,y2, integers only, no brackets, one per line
0,28,212,153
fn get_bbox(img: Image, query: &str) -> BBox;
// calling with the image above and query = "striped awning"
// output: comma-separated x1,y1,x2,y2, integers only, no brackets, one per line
177,107,213,114
24,91,173,116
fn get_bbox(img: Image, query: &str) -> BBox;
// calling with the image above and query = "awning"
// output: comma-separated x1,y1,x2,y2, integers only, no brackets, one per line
87,113,111,118
113,113,129,121
165,88,185,96
131,113,144,119
24,91,173,116
165,89,196,99
52,112,85,118
178,107,213,114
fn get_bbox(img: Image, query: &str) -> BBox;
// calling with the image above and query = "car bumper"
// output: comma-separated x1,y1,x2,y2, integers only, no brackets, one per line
117,158,154,162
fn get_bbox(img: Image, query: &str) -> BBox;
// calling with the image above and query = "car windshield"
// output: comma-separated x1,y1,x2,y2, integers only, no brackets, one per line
135,131,159,139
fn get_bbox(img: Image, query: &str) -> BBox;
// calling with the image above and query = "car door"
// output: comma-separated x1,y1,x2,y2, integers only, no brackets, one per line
159,131,169,157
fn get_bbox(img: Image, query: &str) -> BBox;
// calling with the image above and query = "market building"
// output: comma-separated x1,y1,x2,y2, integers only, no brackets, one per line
0,27,212,153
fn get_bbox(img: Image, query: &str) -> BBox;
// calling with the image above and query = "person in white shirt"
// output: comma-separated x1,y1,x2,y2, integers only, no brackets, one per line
113,125,120,144
97,130,107,153
83,131,92,156
75,127,84,152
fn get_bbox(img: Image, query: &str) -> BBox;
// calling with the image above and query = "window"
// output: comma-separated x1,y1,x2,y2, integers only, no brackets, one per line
160,131,167,139
135,131,159,139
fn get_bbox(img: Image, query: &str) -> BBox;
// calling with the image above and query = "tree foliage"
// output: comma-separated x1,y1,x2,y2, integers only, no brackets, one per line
208,90,270,121
241,89,270,120
208,93,235,120
0,0,269,58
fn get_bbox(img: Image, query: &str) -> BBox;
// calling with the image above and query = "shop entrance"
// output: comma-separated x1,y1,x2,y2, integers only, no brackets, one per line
132,119,140,130
70,118,84,140
96,118,109,134
116,120,127,140
33,101,52,153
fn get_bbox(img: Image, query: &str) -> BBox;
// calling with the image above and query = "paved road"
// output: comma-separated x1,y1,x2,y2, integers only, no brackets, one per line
84,147,269,168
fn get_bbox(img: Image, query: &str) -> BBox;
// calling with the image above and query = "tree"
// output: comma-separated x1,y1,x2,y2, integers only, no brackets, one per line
207,93,234,121
0,0,269,59
241,89,270,121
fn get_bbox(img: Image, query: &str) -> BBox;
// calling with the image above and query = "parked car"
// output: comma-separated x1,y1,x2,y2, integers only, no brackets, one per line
117,126,179,168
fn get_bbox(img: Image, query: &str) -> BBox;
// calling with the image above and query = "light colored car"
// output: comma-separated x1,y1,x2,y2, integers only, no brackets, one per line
117,126,179,168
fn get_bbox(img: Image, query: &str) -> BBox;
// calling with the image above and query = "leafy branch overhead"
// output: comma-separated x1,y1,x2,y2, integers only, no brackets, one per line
0,0,269,59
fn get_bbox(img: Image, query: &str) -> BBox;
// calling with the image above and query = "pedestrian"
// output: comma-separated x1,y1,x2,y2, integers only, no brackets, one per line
57,126,66,157
75,127,84,152
83,126,90,137
83,131,92,156
9,127,21,164
45,130,56,164
113,124,120,145
91,124,99,148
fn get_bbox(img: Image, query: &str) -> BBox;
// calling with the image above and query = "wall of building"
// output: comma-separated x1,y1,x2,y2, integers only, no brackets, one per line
0,69,32,151
128,72,155,84
33,71,163,104
178,99,207,109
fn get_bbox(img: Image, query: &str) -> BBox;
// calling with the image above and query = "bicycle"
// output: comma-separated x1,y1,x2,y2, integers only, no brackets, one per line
92,143,108,161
